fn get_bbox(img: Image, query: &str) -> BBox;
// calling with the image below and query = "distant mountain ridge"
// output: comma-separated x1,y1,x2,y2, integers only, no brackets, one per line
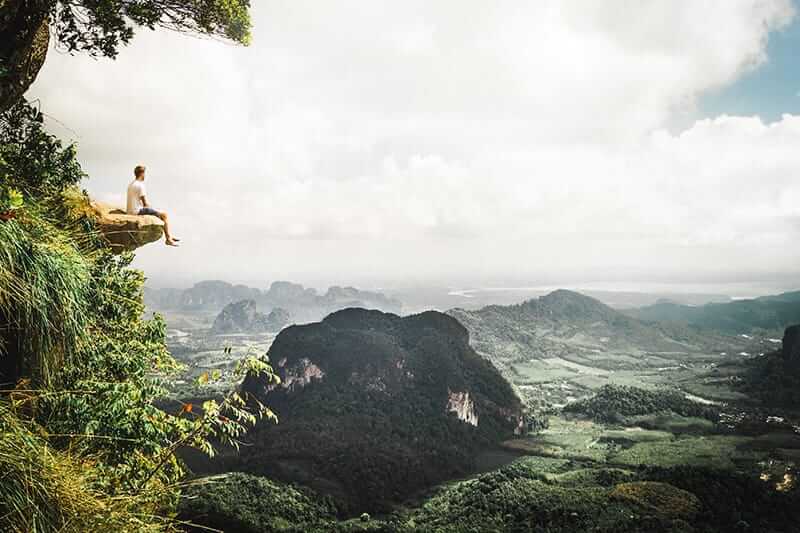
210,300,290,335
449,289,706,367
188,308,524,514
144,280,402,323
624,290,800,334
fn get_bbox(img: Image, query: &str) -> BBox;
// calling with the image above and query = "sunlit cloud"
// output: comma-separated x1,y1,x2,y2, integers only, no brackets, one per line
28,0,799,287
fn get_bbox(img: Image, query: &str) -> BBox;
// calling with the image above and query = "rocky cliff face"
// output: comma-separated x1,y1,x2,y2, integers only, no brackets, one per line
203,309,524,513
91,201,164,252
447,390,479,426
210,300,290,334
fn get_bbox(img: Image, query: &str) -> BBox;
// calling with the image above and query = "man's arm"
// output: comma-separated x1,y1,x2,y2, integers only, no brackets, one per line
140,194,149,208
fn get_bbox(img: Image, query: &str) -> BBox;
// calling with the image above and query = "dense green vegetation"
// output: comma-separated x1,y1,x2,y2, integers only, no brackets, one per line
563,385,718,424
742,325,800,406
0,100,181,529
0,0,267,529
4,2,799,528
449,289,704,362
50,0,252,57
446,289,728,407
178,473,338,532
0,92,276,533
179,459,800,533
186,309,525,515
1,0,253,116
744,353,800,406
626,293,800,334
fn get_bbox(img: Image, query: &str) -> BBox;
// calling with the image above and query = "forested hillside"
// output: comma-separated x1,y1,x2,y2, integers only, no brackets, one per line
185,308,525,514
625,292,800,334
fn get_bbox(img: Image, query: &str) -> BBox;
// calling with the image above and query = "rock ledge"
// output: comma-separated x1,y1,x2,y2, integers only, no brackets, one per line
91,201,164,252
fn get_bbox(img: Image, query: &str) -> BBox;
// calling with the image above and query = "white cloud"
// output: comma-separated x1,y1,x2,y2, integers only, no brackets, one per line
27,0,800,287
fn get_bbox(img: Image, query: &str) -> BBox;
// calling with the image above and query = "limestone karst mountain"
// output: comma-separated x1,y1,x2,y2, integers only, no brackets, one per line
145,279,402,323
210,300,291,334
186,308,524,513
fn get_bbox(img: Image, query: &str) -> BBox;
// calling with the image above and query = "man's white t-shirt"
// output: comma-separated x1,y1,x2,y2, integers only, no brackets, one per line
127,180,146,214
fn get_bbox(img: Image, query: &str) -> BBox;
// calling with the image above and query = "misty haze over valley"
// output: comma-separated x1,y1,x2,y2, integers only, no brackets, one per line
3,1,800,532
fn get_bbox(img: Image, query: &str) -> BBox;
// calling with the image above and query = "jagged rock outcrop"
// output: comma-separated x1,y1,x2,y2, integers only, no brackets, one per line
447,390,479,426
274,356,325,391
91,201,164,252
210,300,290,335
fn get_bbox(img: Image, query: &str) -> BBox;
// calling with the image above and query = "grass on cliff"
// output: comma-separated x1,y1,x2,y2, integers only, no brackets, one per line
0,214,91,387
0,400,173,533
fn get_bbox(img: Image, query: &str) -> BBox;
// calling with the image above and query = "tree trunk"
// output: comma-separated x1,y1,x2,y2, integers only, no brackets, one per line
0,0,50,113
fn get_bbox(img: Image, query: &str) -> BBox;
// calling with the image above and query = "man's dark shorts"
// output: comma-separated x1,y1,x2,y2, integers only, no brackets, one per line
138,207,162,217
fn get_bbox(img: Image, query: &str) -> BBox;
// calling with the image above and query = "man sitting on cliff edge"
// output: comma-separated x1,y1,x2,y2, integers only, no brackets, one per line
126,165,180,246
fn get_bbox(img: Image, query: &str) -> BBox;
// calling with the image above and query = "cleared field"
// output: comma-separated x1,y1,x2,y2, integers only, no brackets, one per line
610,435,753,469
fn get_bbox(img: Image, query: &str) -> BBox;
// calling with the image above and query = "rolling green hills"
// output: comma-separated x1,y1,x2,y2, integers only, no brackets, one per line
624,291,800,334
446,289,753,410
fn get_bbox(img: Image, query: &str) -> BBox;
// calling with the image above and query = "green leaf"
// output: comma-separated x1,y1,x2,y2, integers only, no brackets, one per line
7,188,23,209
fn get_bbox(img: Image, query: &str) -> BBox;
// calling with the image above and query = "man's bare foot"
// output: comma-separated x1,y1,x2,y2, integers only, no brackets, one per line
172,237,181,242
166,239,179,247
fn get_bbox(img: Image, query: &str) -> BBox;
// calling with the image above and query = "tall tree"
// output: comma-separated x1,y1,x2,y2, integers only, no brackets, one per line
0,0,252,111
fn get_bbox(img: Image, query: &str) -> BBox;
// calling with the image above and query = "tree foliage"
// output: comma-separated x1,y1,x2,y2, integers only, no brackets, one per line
0,102,85,200
563,385,719,424
51,0,252,57
0,99,275,530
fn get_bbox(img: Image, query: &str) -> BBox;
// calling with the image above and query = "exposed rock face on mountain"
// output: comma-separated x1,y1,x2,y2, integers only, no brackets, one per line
447,390,479,426
91,201,164,252
191,309,523,514
210,300,291,335
144,280,402,322
624,291,800,334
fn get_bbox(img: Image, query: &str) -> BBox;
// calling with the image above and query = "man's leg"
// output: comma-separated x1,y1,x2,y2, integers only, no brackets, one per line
157,212,179,246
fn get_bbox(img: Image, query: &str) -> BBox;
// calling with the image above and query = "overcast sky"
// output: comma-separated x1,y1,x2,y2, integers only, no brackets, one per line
28,1,800,291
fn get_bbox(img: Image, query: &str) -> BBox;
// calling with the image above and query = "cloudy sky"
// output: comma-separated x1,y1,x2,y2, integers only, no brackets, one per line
29,1,800,292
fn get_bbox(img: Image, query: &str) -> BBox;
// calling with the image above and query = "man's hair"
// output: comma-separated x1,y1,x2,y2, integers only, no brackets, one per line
134,165,146,177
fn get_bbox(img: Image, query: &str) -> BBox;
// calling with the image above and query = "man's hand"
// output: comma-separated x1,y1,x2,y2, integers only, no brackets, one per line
141,195,149,208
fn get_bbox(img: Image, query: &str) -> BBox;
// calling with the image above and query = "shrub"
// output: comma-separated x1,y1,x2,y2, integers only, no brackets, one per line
609,481,701,520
